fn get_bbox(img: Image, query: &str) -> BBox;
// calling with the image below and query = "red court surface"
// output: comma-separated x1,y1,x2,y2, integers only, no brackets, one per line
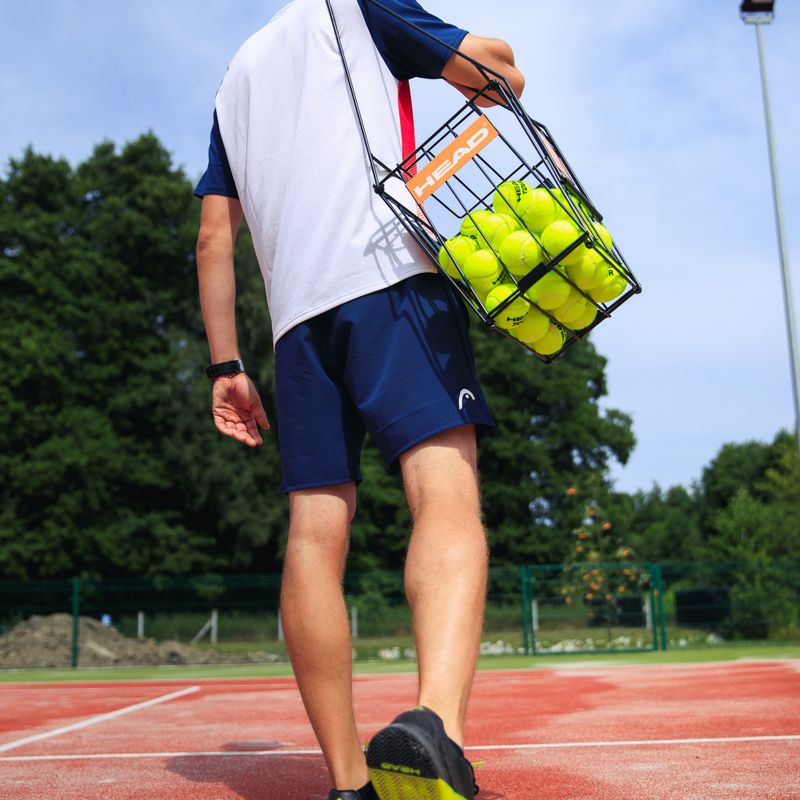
1,660,799,799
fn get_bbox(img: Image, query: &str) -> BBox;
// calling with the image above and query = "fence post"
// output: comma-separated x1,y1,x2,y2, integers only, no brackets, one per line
70,576,80,669
520,566,530,656
530,567,538,655
210,609,218,644
137,610,145,640
654,563,668,651
350,606,359,639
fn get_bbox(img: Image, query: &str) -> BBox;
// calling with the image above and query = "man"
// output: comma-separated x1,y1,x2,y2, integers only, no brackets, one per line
194,1,524,798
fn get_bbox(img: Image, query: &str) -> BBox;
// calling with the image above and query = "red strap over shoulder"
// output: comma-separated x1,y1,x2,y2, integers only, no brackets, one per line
397,79,416,175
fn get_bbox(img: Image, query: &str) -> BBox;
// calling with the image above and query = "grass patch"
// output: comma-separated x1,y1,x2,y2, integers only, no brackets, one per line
2,641,798,683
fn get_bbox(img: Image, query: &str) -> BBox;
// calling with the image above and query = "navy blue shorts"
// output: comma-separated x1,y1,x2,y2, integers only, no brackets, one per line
274,273,493,493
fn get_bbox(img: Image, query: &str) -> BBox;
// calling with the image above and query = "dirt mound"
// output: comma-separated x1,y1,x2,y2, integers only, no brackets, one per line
0,614,282,669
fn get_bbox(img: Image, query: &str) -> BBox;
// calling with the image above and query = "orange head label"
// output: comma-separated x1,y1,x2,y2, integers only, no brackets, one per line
406,116,499,203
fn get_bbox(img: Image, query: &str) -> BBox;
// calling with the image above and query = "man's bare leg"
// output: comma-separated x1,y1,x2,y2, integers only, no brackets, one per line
400,425,488,746
280,483,368,790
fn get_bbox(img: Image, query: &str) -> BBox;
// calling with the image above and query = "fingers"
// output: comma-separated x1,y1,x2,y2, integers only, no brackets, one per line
215,418,261,446
213,411,264,447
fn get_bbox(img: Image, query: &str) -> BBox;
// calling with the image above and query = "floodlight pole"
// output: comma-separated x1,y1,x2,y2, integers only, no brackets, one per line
742,6,800,455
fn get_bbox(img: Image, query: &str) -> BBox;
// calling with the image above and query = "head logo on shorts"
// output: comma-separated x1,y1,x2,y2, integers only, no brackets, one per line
406,116,498,203
458,388,476,410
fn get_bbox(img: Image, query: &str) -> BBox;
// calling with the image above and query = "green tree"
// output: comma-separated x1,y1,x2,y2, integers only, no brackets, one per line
699,433,800,638
626,484,702,562
705,434,799,563
697,435,788,537
0,139,286,578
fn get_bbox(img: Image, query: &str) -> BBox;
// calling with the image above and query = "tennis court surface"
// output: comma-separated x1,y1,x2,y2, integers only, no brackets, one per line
1,660,799,799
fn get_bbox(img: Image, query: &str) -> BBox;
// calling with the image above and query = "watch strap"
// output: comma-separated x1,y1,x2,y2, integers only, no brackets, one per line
206,358,245,380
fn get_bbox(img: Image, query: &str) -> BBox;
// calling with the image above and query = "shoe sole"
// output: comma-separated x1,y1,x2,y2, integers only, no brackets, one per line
367,726,469,800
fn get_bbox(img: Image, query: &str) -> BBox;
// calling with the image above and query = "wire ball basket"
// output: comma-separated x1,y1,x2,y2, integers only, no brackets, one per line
330,0,641,363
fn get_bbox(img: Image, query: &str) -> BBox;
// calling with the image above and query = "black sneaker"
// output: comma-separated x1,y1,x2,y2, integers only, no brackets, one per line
367,707,478,800
327,782,380,800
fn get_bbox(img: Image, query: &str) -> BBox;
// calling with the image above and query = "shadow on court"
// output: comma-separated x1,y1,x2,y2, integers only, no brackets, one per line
167,740,510,799
167,743,329,800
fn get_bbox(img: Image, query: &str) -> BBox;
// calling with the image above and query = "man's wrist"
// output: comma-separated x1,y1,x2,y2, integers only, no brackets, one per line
206,358,245,380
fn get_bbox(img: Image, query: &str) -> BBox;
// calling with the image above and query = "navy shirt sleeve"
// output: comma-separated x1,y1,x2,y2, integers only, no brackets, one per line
194,110,239,199
356,0,468,81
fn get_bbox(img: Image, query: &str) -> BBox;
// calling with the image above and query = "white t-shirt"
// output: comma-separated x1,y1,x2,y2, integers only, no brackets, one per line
196,0,467,345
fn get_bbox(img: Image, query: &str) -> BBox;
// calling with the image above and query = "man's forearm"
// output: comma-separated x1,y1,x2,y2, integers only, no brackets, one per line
197,233,241,363
442,34,525,107
196,195,244,364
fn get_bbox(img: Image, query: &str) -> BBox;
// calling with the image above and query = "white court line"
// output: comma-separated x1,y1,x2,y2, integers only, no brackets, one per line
0,685,200,754
1,733,799,762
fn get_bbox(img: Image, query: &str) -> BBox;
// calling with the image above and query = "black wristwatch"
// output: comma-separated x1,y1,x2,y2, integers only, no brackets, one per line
206,358,245,380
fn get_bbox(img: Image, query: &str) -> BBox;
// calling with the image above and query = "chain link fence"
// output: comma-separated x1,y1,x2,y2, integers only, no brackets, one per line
1,561,797,669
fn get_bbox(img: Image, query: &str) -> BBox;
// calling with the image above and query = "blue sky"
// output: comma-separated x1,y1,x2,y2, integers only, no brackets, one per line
3,0,798,494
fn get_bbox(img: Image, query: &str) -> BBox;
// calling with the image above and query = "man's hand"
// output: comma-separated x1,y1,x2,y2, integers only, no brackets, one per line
211,372,270,447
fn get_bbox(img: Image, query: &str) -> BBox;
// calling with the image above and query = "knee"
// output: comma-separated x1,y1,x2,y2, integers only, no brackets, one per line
286,484,356,558
407,474,482,524
287,517,350,555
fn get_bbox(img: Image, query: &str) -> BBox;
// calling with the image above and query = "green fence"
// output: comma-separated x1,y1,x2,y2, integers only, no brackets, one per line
521,563,667,655
0,561,797,670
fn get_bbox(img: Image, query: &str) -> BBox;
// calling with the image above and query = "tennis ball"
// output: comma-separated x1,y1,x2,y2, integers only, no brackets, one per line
581,249,609,290
460,209,492,239
522,187,558,233
590,221,613,251
531,323,567,356
564,253,598,289
541,219,586,266
511,306,549,344
498,231,545,279
525,270,570,310
566,303,599,331
462,211,515,251
437,236,478,279
485,283,530,329
589,266,627,303
462,249,505,296
496,212,523,232
553,288,587,325
492,180,533,219
550,188,573,221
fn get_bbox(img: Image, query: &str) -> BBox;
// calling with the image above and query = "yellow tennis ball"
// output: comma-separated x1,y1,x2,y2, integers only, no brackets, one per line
437,236,478,279
511,306,549,344
541,219,586,266
498,231,545,279
522,187,558,233
590,266,627,303
581,249,610,290
590,221,613,251
564,253,598,289
496,212,523,232
550,188,573,221
531,323,567,356
462,249,505,296
566,303,599,331
460,209,492,240
462,211,514,251
492,180,533,219
485,283,530,329
553,288,587,324
525,270,570,310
